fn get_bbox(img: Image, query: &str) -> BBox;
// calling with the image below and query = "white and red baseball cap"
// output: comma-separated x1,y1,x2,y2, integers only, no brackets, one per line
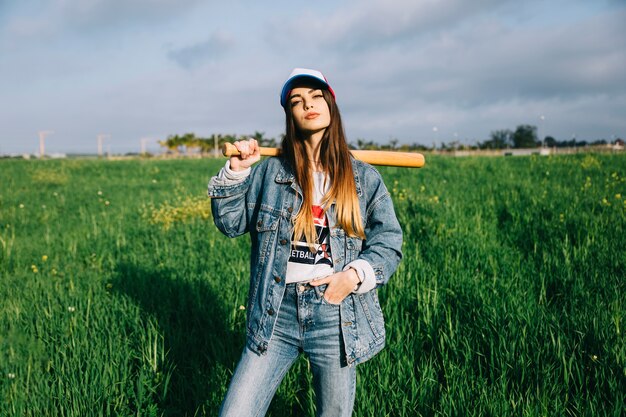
280,68,335,108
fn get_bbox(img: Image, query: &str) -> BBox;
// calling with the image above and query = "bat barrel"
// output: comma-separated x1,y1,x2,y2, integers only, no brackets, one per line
350,150,425,168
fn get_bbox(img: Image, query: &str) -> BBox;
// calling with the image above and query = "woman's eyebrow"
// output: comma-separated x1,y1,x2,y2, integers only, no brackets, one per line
290,89,321,100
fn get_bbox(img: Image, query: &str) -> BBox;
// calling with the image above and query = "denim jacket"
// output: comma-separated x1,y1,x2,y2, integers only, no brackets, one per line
207,156,402,366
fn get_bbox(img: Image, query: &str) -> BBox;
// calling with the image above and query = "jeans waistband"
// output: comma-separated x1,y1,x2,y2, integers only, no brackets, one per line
286,281,314,288
286,281,327,298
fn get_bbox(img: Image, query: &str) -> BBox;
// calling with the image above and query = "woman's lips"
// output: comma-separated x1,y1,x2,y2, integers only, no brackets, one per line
305,112,320,120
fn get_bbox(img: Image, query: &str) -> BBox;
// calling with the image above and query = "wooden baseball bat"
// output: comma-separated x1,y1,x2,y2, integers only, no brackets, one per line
221,143,425,168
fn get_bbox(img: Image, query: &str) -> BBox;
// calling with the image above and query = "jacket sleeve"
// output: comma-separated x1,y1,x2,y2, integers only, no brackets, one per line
354,172,403,289
207,163,252,238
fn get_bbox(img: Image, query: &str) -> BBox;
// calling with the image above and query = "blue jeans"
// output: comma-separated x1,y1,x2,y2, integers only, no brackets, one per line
219,283,357,417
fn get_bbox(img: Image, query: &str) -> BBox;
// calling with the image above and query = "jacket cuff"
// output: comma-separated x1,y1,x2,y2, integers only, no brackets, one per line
344,259,376,294
207,161,252,198
207,161,251,197
220,160,251,181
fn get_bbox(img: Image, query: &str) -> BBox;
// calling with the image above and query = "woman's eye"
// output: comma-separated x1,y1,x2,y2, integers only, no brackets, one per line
290,100,301,107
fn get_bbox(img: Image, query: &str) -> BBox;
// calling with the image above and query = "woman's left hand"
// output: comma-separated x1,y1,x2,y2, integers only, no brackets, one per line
310,269,360,305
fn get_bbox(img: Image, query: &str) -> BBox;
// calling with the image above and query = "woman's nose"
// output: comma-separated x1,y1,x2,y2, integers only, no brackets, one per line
304,101,313,109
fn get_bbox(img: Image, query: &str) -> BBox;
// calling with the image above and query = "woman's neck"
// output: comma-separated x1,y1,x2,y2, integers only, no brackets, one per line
303,130,325,167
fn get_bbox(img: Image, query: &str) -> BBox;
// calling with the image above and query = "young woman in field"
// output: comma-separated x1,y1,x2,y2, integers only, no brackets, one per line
207,68,403,416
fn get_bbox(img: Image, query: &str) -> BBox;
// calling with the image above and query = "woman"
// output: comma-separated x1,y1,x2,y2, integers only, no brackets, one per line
207,68,403,416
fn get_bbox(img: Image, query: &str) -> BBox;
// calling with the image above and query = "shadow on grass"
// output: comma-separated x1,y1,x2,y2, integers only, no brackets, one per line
113,261,320,416
112,262,242,416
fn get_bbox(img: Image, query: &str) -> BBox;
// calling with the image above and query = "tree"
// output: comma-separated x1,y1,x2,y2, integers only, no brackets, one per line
182,133,199,155
354,138,377,150
158,135,184,155
250,131,277,148
544,136,557,147
197,138,214,154
481,129,512,149
512,125,539,148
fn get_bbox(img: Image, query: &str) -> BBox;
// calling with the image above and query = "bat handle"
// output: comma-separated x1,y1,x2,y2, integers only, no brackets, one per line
222,142,239,157
222,142,280,157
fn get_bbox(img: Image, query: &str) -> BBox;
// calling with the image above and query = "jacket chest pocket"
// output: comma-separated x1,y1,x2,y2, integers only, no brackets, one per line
255,210,280,260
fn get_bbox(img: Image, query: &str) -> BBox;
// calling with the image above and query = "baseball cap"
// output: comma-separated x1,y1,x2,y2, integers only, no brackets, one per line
280,68,335,108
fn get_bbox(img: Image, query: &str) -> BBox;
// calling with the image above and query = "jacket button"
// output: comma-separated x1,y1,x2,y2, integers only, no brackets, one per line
287,207,293,213
274,276,282,283
267,308,275,315
280,239,287,245
257,220,263,227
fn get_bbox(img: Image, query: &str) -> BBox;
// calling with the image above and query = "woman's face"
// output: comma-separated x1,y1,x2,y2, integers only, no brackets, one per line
289,87,331,136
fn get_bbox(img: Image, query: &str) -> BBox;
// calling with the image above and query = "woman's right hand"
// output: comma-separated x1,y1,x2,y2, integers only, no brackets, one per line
230,139,261,171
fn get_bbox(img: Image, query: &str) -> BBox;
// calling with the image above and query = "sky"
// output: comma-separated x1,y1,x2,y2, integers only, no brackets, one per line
1,0,625,155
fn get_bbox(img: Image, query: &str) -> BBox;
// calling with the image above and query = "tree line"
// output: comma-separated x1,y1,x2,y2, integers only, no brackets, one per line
476,124,612,150
157,125,618,155
157,132,277,155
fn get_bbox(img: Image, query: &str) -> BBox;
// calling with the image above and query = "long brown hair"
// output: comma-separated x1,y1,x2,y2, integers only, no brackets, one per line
282,87,365,248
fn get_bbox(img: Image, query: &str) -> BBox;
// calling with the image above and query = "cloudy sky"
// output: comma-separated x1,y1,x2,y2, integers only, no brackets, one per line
1,0,625,155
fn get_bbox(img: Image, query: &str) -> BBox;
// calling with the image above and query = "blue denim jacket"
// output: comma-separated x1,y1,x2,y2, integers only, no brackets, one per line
207,156,402,366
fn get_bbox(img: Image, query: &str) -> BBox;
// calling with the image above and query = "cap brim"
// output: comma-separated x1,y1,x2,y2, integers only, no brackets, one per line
280,75,334,108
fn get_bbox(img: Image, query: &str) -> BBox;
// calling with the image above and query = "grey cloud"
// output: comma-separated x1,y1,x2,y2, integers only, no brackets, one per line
266,0,512,53
428,10,626,104
168,31,235,69
331,7,626,108
4,0,204,38
57,0,203,28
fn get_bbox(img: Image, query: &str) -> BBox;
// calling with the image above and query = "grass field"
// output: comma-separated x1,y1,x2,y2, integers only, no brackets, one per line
1,153,624,416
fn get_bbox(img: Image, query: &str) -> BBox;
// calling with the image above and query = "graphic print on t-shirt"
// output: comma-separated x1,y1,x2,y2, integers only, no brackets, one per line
289,205,332,267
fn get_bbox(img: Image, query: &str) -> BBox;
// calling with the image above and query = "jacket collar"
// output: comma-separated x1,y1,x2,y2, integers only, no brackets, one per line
274,159,295,184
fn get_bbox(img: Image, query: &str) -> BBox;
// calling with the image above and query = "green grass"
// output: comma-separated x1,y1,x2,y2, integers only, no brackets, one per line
1,154,624,416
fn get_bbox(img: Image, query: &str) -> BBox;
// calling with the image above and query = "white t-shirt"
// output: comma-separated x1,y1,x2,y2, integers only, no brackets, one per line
285,171,333,283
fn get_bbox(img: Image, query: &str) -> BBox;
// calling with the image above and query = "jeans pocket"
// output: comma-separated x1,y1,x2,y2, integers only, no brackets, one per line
321,293,341,307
